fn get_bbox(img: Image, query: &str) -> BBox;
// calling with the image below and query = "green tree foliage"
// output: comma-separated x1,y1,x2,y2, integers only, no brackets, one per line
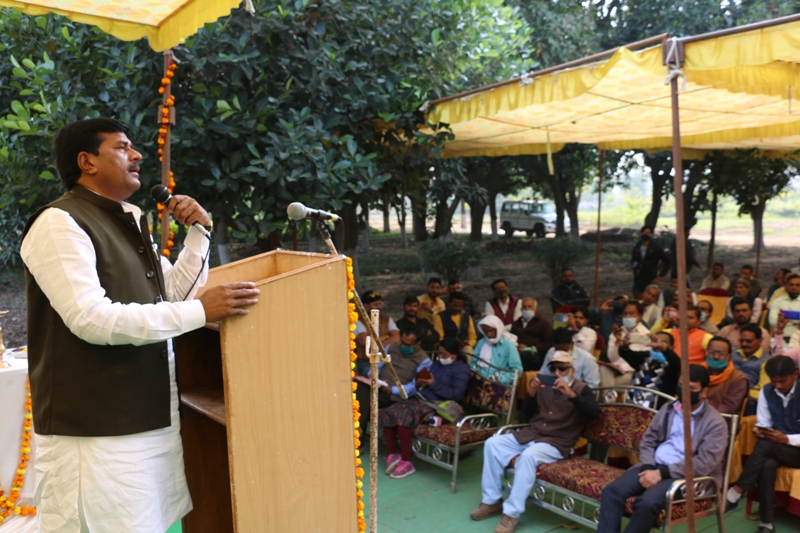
531,236,591,286
420,239,482,282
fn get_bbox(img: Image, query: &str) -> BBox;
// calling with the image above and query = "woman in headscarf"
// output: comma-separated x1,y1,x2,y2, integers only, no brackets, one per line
471,315,523,385
380,338,471,479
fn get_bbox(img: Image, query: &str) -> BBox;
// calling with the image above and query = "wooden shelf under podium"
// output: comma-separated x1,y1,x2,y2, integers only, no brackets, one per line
174,250,357,533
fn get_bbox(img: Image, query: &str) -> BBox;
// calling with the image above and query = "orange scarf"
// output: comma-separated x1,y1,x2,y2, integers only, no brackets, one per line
703,360,734,386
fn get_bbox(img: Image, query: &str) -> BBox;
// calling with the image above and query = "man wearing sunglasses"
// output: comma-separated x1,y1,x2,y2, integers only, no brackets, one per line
471,352,600,533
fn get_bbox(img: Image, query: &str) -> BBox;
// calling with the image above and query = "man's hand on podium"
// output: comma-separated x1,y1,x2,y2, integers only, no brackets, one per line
200,282,260,322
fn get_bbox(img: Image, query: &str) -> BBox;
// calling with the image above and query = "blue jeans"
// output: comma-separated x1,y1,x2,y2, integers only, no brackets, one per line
481,433,562,518
598,465,675,533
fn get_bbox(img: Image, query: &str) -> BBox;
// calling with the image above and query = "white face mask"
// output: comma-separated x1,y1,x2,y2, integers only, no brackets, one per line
622,317,638,330
521,309,535,321
439,356,455,366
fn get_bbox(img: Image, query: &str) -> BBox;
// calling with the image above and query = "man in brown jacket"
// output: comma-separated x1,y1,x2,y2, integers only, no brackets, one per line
470,352,600,533
704,337,750,415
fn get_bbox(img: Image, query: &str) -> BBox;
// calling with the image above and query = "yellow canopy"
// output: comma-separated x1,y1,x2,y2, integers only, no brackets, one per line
0,0,247,51
426,18,800,158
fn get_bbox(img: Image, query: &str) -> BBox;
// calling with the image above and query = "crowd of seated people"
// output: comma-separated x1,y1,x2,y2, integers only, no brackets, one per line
349,257,799,533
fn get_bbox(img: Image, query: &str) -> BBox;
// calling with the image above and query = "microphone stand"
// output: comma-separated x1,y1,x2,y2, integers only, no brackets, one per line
316,220,403,533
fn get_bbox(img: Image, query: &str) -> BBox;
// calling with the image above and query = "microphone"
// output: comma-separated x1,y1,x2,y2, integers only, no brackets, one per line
286,202,340,222
150,184,211,239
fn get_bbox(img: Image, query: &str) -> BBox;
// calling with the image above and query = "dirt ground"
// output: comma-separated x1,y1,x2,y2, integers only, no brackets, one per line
1,232,796,350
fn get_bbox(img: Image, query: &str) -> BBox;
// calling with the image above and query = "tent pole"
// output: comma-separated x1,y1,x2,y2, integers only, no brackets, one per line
160,50,173,253
594,150,604,306
666,38,696,532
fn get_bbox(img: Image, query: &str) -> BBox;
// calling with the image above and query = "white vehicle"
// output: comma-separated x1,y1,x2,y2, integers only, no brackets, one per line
499,200,568,237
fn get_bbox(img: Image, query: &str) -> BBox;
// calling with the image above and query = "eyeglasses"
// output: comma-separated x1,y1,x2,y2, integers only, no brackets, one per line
549,365,572,373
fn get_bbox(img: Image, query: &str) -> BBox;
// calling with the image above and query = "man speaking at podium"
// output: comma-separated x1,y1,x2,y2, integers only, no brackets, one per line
20,118,259,532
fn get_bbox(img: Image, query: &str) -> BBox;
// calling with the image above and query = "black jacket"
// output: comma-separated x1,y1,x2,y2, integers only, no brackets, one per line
631,240,670,288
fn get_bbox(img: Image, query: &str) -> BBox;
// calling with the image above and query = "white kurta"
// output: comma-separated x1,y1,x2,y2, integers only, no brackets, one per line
20,202,209,533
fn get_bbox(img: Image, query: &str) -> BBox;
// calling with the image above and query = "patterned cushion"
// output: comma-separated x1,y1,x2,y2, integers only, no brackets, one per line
462,374,513,414
414,422,496,447
624,496,715,524
582,405,654,451
535,456,625,501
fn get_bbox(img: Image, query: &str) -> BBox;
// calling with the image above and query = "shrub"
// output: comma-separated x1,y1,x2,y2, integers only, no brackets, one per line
531,237,592,285
420,239,482,282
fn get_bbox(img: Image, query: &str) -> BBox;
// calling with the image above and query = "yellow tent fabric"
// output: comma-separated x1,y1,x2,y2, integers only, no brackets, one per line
0,0,245,51
426,19,800,158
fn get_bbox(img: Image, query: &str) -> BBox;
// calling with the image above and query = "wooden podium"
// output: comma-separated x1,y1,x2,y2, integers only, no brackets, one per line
174,250,358,533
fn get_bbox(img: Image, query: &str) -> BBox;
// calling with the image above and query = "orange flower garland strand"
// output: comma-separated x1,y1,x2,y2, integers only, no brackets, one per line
0,377,36,525
346,257,366,533
156,171,177,257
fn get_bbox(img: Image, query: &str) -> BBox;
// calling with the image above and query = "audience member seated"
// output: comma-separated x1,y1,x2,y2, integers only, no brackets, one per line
434,292,477,356
639,284,662,328
598,296,629,343
599,365,728,533
725,279,763,325
471,315,523,385
380,338,471,479
485,278,522,333
354,326,431,435
725,356,800,533
769,273,800,343
719,297,771,351
599,301,652,389
732,264,762,298
539,327,600,389
550,267,591,312
510,297,553,370
772,312,800,365
396,294,440,353
701,261,731,292
663,306,713,365
650,304,679,334
733,324,773,408
417,277,446,322
471,352,600,533
566,305,597,354
631,224,670,295
631,331,681,398
660,277,698,309
704,337,750,415
355,289,400,374
697,299,719,335
447,279,478,320
766,268,791,304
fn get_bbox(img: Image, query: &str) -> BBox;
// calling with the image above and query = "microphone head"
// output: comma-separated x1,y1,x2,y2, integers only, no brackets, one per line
287,202,307,221
150,184,172,204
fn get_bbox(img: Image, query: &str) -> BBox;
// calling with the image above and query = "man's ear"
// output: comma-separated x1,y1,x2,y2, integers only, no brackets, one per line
699,387,709,401
77,151,98,176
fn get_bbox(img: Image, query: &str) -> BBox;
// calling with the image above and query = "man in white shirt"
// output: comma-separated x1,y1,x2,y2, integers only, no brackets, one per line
726,356,800,533
639,284,662,328
21,118,259,532
601,301,652,389
566,305,597,354
484,278,522,333
769,274,800,342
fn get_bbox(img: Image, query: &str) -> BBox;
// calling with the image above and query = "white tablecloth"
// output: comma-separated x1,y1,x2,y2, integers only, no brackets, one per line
1,348,37,533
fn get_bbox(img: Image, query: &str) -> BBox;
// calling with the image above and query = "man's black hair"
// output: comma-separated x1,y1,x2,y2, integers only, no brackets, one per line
708,336,732,355
641,225,654,233
447,279,460,286
402,294,419,306
785,273,800,283
765,355,799,378
689,364,711,389
552,327,573,345
427,277,442,287
399,325,420,340
490,278,507,290
53,118,130,190
741,264,753,272
740,323,762,339
713,262,724,268
698,299,714,315
730,297,752,310
624,300,644,316
561,267,573,273
572,305,590,318
656,330,675,348
449,291,465,303
439,338,464,361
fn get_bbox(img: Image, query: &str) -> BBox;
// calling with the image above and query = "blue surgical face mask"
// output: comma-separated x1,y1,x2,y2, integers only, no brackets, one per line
700,312,708,322
705,357,729,370
622,317,638,330
521,309,535,321
649,350,667,364
399,345,415,356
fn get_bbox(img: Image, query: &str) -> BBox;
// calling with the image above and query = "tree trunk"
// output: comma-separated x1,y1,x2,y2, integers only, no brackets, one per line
411,195,428,243
644,154,671,229
256,229,283,252
340,202,361,289
395,195,408,248
469,199,487,242
433,196,460,241
565,195,580,240
545,174,567,237
707,190,717,269
382,193,391,233
488,193,499,241
360,201,370,252
214,219,230,265
752,197,766,275
682,161,705,230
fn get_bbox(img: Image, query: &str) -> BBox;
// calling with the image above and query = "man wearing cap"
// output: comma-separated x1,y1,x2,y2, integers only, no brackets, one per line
354,290,399,374
471,351,600,533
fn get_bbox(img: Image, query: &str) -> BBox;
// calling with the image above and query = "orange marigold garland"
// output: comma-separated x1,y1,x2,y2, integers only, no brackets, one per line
156,171,177,257
0,377,36,525
346,257,366,532
156,60,177,258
